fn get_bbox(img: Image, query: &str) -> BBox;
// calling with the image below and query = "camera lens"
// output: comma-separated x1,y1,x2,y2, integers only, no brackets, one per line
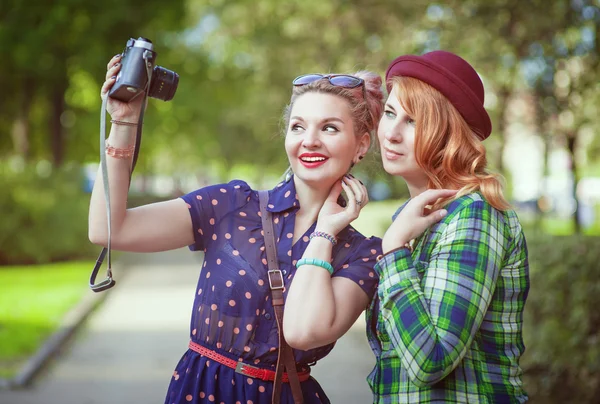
149,66,179,101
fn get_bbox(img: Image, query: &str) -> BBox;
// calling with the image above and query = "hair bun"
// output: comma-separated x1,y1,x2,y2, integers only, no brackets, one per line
352,71,385,133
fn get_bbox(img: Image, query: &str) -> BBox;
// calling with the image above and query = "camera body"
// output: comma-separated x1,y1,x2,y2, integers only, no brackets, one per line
108,37,179,102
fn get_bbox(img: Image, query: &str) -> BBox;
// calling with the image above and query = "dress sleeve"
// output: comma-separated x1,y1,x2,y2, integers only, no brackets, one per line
180,180,252,251
332,235,382,301
375,199,508,387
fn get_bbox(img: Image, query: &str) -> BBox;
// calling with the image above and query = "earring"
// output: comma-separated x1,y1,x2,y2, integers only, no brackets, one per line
359,156,364,160
285,171,293,182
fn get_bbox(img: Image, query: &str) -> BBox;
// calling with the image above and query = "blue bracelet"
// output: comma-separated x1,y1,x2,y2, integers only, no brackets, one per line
296,258,335,275
309,231,337,245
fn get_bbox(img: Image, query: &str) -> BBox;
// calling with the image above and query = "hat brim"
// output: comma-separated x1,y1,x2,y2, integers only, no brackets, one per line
385,55,492,140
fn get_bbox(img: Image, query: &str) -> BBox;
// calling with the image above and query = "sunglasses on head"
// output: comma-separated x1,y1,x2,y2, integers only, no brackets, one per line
293,74,365,89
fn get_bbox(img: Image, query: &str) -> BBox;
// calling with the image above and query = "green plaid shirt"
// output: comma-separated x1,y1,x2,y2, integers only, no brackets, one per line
366,193,529,403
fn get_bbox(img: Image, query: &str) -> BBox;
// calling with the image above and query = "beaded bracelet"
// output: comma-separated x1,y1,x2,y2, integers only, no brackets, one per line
296,258,334,275
106,142,135,159
309,231,337,246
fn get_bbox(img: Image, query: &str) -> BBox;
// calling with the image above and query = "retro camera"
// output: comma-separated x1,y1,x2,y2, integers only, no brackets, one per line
108,37,179,102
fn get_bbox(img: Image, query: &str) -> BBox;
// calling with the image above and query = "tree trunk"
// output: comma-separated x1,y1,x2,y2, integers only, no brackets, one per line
565,132,581,234
11,78,34,160
495,86,511,174
50,75,67,168
533,91,549,233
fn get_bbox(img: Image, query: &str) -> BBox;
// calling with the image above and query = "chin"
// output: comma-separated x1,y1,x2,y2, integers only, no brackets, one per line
382,162,404,177
294,169,338,187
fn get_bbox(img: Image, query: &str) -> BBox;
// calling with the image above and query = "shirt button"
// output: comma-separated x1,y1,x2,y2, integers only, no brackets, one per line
282,270,287,275
265,313,272,320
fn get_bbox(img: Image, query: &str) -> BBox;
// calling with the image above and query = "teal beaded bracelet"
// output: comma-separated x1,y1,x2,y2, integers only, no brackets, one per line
296,258,335,275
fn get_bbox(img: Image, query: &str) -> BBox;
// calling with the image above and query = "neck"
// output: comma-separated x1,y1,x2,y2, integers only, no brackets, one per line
293,177,332,220
405,177,429,199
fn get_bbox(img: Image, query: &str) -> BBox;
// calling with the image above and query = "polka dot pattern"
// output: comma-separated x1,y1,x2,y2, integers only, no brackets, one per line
167,179,381,403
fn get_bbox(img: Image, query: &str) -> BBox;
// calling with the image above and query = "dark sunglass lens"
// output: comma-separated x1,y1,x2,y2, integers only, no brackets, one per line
293,74,324,86
330,75,362,88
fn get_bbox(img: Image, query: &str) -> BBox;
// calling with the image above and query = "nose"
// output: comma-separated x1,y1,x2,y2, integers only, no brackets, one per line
302,128,321,149
383,122,402,144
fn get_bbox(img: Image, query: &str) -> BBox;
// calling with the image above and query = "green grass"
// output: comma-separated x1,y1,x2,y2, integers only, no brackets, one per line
0,261,94,378
352,199,403,238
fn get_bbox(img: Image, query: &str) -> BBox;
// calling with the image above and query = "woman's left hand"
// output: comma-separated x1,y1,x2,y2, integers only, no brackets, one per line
316,175,368,236
381,189,458,254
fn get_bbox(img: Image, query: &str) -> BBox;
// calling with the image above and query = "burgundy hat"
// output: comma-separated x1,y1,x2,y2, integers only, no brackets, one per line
385,50,492,140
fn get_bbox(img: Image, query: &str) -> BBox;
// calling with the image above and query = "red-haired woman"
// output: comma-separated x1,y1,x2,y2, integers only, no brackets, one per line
367,51,530,403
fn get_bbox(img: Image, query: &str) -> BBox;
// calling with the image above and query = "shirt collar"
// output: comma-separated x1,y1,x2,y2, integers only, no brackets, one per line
392,199,411,221
267,175,299,213
267,176,354,243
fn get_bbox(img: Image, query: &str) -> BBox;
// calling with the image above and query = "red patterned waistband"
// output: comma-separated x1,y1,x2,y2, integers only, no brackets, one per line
188,340,311,383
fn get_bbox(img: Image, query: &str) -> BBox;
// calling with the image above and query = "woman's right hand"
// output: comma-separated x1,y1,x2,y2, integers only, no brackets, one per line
100,54,145,122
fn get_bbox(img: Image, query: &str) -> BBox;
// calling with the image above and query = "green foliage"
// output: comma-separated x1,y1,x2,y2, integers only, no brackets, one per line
0,160,96,265
522,232,600,402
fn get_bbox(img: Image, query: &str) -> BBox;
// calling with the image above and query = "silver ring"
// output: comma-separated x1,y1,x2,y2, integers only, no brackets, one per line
356,199,363,206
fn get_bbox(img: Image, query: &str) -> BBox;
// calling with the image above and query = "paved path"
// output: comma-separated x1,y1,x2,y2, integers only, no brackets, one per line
0,249,375,404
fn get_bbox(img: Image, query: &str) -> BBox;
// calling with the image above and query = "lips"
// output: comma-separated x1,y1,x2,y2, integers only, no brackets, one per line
299,153,328,168
383,147,403,161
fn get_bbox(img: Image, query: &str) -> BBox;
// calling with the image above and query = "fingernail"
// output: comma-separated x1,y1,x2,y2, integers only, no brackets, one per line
114,63,120,67
348,173,355,178
439,210,448,218
359,179,364,185
114,54,121,58
111,76,117,80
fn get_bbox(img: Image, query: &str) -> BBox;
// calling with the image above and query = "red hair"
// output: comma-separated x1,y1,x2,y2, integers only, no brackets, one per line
391,76,510,211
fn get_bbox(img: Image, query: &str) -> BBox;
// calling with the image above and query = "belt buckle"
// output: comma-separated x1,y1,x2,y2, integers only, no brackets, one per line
235,361,269,380
235,361,247,375
267,269,284,290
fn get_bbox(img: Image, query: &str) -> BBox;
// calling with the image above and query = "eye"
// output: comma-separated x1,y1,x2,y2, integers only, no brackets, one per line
384,109,396,119
290,123,304,132
323,124,339,133
406,117,416,126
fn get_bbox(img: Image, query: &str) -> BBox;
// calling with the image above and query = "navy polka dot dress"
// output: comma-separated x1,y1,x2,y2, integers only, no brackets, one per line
165,177,381,404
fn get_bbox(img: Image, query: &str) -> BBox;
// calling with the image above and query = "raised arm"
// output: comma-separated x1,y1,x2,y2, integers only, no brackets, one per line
88,54,193,252
284,176,378,350
377,199,506,386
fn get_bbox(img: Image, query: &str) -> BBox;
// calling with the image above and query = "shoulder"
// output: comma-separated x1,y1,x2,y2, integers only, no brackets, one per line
184,180,253,198
180,179,256,211
435,192,523,247
342,226,383,255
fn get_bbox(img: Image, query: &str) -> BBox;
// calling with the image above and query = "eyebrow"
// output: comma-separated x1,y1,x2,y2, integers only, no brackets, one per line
290,116,345,125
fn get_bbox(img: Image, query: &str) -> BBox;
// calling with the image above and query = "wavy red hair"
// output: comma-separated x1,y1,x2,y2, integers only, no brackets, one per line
390,76,510,211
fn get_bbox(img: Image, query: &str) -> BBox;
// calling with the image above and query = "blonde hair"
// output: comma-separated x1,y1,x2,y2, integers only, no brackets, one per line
283,71,384,140
391,76,510,211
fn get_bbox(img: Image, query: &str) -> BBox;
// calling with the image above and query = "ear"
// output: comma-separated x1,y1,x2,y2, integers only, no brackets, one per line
355,132,371,162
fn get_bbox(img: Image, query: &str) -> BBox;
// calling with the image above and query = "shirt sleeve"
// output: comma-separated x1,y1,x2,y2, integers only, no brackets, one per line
180,180,252,251
332,235,381,301
375,199,508,387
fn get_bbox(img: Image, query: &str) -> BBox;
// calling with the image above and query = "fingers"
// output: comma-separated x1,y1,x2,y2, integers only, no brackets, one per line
326,180,343,204
106,54,121,71
105,60,121,80
424,208,448,227
343,174,368,208
101,55,122,98
101,77,116,98
416,188,458,207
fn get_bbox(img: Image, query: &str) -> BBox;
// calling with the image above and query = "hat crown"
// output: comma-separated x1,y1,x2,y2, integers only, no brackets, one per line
422,50,485,104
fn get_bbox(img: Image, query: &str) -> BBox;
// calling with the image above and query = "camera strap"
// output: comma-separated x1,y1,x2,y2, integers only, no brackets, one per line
90,57,152,292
